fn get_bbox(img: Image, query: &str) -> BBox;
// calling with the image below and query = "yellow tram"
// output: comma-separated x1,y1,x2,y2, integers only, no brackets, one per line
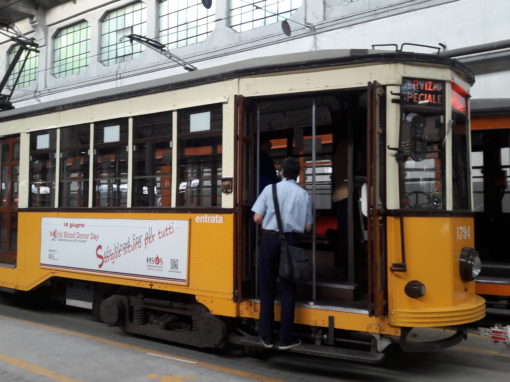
0,50,485,362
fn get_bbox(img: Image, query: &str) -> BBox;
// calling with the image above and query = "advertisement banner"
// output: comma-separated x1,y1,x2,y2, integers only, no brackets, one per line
40,218,190,284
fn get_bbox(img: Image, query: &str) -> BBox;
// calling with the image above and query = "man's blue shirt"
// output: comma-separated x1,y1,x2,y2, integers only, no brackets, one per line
251,178,313,233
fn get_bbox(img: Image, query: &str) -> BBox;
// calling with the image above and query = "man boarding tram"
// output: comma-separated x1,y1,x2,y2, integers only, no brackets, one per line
252,157,313,350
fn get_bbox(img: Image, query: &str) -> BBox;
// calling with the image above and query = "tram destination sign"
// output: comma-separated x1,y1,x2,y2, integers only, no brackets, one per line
40,217,190,284
401,77,445,106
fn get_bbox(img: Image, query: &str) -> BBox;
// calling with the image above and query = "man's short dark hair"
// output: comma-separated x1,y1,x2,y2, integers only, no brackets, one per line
281,157,300,180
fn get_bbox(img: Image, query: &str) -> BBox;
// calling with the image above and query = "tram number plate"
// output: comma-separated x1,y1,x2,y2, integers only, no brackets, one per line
456,226,471,241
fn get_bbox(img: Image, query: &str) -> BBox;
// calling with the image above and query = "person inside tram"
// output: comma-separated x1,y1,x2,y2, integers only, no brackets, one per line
259,139,279,191
252,157,313,350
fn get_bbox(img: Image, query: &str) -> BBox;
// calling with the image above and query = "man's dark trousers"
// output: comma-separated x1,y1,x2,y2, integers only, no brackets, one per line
258,231,300,343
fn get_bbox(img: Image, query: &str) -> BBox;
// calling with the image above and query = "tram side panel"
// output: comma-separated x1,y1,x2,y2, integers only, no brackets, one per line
387,215,485,327
0,211,237,316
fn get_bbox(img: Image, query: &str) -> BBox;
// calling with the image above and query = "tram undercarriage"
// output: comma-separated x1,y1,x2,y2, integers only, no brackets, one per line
76,279,464,363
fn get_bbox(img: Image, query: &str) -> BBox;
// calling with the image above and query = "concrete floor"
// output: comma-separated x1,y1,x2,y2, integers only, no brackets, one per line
0,295,509,382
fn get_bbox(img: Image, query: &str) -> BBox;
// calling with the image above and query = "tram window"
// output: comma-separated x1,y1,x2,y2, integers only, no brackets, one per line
13,141,19,162
1,140,19,208
301,134,334,210
177,105,222,208
0,144,8,207
13,142,20,206
60,125,90,207
133,112,172,207
94,120,128,207
0,213,6,250
471,150,484,212
452,110,471,210
0,165,6,206
13,164,19,205
502,147,510,213
29,131,56,207
399,112,445,209
1,143,7,162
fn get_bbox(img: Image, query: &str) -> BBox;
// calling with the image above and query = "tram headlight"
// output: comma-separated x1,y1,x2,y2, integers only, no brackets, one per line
459,247,482,282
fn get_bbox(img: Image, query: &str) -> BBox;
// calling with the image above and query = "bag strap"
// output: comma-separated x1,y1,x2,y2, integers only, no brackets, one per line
271,183,286,241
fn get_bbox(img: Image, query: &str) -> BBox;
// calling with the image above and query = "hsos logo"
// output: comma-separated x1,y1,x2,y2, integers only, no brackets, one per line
147,256,163,266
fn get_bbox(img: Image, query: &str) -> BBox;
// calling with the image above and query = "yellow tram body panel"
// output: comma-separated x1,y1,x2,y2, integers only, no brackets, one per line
387,216,485,327
236,300,401,336
1,211,405,336
1,211,236,300
0,212,484,335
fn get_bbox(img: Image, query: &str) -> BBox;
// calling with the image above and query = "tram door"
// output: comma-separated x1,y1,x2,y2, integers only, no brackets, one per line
366,81,387,316
0,136,19,265
235,96,257,299
248,91,369,306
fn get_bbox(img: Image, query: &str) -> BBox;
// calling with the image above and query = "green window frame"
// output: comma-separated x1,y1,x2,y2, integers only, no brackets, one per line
159,0,216,49
53,21,91,78
7,46,38,88
229,0,302,32
100,2,147,66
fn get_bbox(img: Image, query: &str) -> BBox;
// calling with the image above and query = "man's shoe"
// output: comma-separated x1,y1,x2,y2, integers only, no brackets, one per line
258,337,274,349
277,338,301,350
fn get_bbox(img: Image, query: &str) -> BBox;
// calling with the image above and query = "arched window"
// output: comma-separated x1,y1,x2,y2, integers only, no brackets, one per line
159,0,216,49
229,0,302,32
53,21,91,77
7,45,38,88
100,2,147,66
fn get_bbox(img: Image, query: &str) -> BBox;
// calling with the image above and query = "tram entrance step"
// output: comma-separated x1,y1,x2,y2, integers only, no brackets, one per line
296,282,356,302
239,336,385,364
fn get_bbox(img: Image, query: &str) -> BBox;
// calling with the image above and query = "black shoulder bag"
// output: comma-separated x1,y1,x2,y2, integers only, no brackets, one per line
272,183,312,283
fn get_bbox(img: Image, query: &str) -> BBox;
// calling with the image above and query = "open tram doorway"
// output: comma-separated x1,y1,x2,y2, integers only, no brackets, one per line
471,128,510,278
243,88,375,308
0,136,19,266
